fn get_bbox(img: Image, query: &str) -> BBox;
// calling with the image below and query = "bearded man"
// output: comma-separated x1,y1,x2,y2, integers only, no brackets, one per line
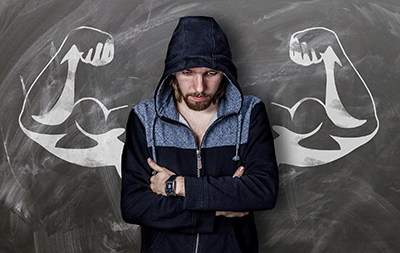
121,16,278,253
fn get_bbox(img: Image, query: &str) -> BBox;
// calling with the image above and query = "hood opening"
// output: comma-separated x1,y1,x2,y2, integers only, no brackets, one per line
155,16,243,119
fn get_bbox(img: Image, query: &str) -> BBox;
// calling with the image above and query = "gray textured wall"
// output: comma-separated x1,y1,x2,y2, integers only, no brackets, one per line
1,0,399,252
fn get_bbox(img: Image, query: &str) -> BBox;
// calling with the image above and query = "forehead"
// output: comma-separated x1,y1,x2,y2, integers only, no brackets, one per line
181,67,219,73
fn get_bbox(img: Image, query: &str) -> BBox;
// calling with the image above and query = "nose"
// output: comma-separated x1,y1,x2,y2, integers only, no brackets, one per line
193,74,206,93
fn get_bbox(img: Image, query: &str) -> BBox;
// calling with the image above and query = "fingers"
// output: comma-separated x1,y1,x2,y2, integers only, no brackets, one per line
103,38,115,60
148,158,176,196
216,211,249,218
234,212,249,218
80,41,114,66
83,48,93,62
94,42,103,60
232,166,244,178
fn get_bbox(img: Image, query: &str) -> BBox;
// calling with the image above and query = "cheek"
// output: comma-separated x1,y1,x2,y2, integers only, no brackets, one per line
209,79,222,92
175,79,190,93
178,83,191,94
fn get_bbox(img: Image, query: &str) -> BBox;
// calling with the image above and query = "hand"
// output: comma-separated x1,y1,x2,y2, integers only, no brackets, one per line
148,158,175,196
80,38,114,66
216,166,248,218
289,28,324,66
215,211,249,218
60,26,115,67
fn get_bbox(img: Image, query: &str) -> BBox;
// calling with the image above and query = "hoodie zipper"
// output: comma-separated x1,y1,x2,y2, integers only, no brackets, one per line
195,148,202,253
194,113,235,253
161,113,236,253
196,149,202,177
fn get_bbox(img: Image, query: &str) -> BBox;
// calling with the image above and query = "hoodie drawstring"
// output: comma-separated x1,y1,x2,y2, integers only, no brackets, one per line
151,112,242,172
232,114,242,162
151,115,158,175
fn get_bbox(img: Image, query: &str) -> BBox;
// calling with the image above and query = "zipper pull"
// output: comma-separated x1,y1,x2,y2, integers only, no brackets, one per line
196,149,202,169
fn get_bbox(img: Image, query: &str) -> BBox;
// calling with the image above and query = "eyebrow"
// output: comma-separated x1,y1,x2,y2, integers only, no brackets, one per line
184,68,219,72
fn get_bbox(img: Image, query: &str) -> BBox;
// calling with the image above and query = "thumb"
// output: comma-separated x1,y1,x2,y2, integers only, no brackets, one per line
147,158,163,172
232,166,244,178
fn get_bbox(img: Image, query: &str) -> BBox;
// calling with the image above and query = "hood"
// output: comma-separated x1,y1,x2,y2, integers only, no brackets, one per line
155,16,243,121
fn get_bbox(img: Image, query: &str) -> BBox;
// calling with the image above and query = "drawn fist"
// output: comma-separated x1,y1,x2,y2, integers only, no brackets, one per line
60,26,115,67
80,38,114,66
289,27,341,66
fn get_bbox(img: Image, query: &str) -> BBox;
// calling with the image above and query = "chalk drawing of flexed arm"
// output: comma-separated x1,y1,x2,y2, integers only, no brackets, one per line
32,26,115,125
272,27,379,167
19,26,126,176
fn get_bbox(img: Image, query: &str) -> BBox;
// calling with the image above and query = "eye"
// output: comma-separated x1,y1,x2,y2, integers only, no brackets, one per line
207,71,219,76
181,70,193,75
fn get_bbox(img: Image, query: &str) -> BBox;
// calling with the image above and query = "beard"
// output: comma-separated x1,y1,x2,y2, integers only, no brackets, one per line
173,75,225,111
182,92,214,111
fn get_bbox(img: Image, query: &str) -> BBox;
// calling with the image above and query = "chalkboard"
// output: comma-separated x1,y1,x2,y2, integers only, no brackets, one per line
1,0,399,252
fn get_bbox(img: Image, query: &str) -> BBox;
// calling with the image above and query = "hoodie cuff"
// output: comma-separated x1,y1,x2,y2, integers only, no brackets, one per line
184,176,215,233
184,176,206,210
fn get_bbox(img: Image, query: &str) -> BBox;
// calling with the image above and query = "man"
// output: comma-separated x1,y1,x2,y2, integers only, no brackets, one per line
121,16,278,252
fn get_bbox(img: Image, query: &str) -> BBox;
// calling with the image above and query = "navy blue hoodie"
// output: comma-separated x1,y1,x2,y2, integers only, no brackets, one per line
121,16,278,253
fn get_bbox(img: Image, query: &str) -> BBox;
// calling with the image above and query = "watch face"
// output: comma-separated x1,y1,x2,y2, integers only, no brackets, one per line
165,179,175,197
167,182,173,190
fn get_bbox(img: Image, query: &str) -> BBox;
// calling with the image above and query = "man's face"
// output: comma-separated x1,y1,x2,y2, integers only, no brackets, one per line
174,67,223,111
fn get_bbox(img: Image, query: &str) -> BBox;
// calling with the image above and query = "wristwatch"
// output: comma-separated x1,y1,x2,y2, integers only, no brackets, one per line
165,175,178,197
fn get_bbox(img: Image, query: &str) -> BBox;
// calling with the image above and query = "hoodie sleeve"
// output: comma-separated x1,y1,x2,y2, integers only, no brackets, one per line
120,109,215,233
184,101,279,212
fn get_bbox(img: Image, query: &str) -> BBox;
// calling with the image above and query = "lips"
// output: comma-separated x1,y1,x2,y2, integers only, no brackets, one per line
189,95,209,102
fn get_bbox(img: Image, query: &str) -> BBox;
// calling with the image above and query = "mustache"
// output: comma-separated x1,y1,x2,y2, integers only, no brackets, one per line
186,93,210,98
